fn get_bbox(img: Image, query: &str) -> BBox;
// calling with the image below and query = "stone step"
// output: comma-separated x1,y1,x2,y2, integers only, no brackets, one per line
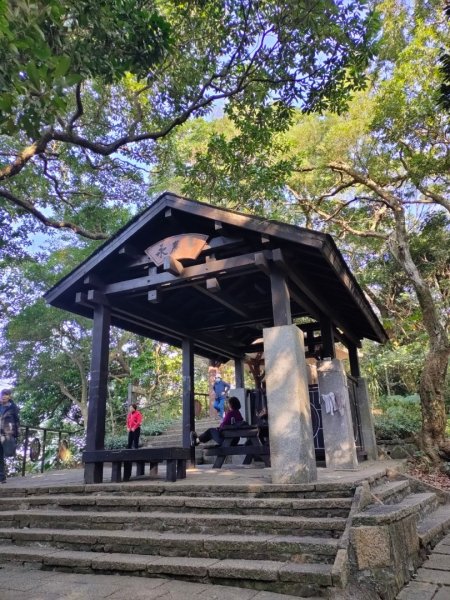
0,545,336,597
1,509,347,537
417,505,450,548
153,418,219,436
369,479,411,505
353,493,440,527
0,481,356,498
0,527,339,562
0,494,352,518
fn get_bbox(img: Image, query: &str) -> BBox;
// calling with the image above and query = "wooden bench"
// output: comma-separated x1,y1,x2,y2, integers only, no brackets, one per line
83,447,191,483
203,426,270,468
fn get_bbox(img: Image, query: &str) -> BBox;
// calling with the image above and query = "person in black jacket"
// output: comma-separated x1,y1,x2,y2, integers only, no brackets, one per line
0,389,20,484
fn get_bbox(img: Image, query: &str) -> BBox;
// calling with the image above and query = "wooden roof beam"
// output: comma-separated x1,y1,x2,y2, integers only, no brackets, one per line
192,284,250,319
77,290,241,358
272,249,361,347
118,244,141,260
113,305,242,359
103,251,267,296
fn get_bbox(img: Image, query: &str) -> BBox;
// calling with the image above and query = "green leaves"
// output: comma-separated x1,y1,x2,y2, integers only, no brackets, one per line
0,0,171,136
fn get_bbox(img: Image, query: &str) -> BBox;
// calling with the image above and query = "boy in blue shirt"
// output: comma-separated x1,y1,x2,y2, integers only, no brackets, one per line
212,375,230,418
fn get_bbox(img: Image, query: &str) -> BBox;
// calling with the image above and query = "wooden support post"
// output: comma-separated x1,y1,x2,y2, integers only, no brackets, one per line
234,358,245,389
123,462,132,481
320,317,335,359
166,459,177,482
163,255,184,275
182,338,195,464
306,329,316,355
177,459,187,479
348,343,361,378
148,290,160,303
84,303,111,484
206,277,220,292
269,264,292,326
111,462,122,483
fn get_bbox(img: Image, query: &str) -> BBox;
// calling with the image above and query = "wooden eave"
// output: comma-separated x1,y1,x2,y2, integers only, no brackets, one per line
44,192,388,361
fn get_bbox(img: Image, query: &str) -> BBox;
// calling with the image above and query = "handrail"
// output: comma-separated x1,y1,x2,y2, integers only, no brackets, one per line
194,392,210,417
16,424,84,476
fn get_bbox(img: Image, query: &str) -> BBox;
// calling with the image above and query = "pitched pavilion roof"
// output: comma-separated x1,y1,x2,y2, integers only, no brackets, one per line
45,192,387,362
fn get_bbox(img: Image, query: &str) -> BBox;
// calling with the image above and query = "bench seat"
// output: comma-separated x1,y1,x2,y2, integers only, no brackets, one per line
83,447,191,483
203,426,270,468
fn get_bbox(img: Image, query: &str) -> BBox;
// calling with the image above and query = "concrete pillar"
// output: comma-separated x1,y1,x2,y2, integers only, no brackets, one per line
317,359,358,470
356,377,378,460
263,324,317,484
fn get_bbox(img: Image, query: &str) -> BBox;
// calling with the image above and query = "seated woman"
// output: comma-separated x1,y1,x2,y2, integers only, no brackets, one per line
190,396,244,447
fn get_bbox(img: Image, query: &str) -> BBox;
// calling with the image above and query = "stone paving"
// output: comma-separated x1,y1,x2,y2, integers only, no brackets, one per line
0,459,406,490
0,460,407,600
397,533,450,600
0,563,308,600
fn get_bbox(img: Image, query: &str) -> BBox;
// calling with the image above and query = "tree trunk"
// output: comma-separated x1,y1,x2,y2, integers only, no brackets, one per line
420,344,449,456
391,207,450,458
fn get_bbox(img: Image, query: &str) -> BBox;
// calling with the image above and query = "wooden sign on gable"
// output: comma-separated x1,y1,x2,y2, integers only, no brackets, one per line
145,234,209,267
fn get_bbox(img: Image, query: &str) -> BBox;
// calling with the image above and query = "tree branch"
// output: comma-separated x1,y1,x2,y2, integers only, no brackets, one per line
416,183,450,213
0,132,53,181
0,188,108,239
287,185,387,239
68,83,84,131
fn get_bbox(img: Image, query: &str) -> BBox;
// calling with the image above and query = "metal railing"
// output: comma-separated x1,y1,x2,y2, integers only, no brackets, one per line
17,425,83,476
194,392,210,417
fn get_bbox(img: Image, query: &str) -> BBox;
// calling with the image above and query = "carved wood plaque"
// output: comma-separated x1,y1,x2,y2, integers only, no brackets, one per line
145,234,209,266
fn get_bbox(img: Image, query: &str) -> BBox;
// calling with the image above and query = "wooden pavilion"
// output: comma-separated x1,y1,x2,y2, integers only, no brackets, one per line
45,192,387,484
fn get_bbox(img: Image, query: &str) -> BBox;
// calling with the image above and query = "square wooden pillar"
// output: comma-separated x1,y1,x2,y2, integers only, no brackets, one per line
182,338,195,464
84,303,111,484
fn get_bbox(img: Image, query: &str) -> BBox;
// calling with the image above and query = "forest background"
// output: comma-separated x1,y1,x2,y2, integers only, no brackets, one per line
0,0,448,461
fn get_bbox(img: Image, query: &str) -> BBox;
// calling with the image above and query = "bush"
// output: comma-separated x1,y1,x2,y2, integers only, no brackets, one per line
105,417,174,450
141,417,173,437
374,394,422,440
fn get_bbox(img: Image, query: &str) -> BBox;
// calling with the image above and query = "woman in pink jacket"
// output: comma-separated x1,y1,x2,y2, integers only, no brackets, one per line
126,403,143,449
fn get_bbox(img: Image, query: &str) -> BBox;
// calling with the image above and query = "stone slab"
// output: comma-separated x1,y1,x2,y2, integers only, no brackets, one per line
208,559,279,581
416,568,450,585
278,562,332,585
396,581,438,600
434,541,450,554
422,553,450,571
351,525,392,569
433,587,450,600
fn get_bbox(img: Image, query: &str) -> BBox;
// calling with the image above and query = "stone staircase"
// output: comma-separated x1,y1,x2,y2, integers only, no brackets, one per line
0,480,356,597
349,473,450,599
1,454,449,598
147,415,237,464
361,475,450,551
147,416,220,448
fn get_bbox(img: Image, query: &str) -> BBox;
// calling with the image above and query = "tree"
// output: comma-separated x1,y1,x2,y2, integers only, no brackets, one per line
0,0,378,250
0,242,186,431
147,0,450,457
284,0,449,456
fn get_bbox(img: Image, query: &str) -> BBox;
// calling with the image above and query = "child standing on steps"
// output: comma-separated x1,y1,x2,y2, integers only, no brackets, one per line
126,403,143,449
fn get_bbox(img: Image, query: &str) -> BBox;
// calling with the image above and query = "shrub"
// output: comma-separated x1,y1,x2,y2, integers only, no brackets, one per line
105,417,174,450
374,394,422,440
